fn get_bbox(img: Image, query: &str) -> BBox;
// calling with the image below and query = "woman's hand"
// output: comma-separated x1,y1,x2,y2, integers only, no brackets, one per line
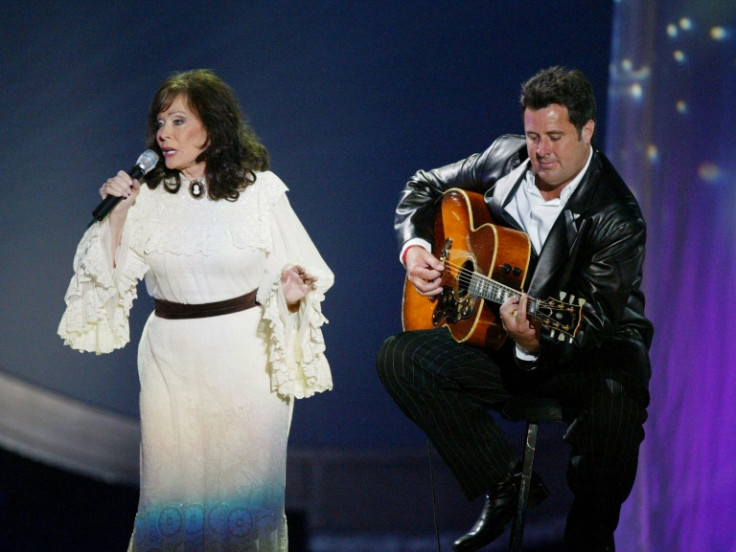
99,171,141,264
99,170,141,214
281,265,318,310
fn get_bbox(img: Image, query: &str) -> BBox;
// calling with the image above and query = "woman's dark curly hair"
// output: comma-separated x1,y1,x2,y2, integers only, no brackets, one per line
143,69,270,200
520,66,597,140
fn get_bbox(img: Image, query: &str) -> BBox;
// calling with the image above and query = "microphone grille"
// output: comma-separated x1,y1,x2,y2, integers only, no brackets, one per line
137,149,160,174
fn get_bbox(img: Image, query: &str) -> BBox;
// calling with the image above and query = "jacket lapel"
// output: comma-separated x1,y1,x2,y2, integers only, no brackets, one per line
527,151,601,296
487,159,529,230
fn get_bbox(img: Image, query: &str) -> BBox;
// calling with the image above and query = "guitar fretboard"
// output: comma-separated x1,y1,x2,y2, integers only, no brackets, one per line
466,269,537,316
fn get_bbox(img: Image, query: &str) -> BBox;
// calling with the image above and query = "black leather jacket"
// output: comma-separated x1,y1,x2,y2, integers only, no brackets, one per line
395,135,653,387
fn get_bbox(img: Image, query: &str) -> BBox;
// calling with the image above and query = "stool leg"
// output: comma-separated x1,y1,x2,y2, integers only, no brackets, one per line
509,422,538,552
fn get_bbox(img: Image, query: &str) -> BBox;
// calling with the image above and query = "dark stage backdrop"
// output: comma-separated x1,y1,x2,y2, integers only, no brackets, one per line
0,1,613,447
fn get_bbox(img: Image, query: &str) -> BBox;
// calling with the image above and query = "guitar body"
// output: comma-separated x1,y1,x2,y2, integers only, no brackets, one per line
402,188,531,350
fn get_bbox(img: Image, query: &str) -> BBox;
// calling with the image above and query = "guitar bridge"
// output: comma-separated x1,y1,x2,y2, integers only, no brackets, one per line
432,286,477,325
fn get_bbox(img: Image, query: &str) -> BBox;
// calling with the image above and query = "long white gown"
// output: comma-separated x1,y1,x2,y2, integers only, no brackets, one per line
58,171,334,552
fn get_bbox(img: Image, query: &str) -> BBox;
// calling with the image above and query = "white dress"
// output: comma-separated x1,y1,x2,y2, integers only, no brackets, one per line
58,171,334,552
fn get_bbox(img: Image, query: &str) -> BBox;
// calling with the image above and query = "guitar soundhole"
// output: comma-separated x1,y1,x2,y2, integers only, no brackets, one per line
431,258,477,326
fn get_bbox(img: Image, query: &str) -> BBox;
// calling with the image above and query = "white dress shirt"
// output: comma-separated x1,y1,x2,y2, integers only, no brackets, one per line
504,147,592,255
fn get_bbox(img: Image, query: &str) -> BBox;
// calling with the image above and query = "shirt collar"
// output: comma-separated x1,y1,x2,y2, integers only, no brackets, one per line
523,146,593,202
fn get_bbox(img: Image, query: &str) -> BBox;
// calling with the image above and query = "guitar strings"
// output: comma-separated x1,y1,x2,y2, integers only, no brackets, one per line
438,256,580,339
440,257,523,300
439,257,539,318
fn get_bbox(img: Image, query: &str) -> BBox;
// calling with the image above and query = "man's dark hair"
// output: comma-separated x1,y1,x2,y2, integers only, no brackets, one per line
521,66,597,138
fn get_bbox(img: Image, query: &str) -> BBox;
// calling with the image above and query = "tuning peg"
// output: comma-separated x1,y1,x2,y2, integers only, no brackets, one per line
557,333,566,342
549,329,557,339
558,291,567,300
578,297,586,305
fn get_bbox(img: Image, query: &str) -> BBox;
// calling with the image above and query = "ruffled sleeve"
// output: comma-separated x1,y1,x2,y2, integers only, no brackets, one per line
57,214,149,354
254,173,335,399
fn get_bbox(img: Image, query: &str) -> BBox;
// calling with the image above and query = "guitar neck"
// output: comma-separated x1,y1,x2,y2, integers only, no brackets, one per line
467,272,538,316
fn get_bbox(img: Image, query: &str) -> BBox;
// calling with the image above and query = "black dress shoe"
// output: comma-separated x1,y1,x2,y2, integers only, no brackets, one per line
452,470,549,552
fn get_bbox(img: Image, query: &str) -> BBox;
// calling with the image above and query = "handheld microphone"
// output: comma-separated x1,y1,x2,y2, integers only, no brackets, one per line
91,149,159,222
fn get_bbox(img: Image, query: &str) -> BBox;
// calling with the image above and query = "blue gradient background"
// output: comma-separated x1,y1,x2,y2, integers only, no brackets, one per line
0,1,614,448
1,1,735,550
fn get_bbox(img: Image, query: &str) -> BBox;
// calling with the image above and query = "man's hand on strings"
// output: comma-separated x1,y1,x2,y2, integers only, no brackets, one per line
405,246,444,296
500,294,540,355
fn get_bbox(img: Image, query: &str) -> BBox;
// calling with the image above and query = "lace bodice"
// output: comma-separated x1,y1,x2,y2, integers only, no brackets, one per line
58,171,334,399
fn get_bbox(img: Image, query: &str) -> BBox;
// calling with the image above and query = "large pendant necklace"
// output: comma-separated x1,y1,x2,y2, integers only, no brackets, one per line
189,179,205,199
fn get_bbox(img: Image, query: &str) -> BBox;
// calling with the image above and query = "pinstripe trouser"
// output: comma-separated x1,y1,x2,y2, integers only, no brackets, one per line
376,327,649,549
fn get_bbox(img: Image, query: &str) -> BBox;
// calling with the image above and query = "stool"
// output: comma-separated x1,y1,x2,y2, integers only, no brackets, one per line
501,397,564,552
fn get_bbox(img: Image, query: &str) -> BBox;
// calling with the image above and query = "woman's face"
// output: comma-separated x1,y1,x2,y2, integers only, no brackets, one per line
156,95,208,179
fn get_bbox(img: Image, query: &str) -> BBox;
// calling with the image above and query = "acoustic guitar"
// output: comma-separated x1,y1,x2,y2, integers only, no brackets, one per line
401,188,584,351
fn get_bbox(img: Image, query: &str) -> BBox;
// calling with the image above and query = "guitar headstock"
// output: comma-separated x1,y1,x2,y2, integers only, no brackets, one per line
535,292,585,343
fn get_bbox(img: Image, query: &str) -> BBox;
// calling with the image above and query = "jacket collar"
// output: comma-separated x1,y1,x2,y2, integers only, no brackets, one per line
528,149,602,295
488,150,603,295
487,159,528,228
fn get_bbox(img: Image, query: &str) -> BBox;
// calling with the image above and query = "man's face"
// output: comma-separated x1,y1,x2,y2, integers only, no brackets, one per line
524,104,594,198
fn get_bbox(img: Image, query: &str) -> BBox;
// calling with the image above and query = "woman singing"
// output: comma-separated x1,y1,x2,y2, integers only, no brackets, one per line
58,69,334,551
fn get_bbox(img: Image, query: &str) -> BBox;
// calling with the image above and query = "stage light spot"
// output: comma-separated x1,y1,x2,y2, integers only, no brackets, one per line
710,27,727,41
673,50,686,62
679,18,693,31
698,163,721,182
629,83,643,99
676,100,687,114
646,144,659,162
667,24,678,38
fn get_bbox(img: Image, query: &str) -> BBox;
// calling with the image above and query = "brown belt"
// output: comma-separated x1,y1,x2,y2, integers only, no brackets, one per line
154,289,259,319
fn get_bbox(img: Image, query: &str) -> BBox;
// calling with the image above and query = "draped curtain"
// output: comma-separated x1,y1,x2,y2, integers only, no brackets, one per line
607,2,736,550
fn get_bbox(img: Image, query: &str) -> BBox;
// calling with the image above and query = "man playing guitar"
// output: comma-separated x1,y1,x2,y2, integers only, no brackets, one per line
377,66,653,552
